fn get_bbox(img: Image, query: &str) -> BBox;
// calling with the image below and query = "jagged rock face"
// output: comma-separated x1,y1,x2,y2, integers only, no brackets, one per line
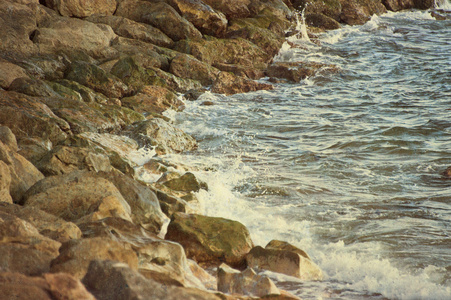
165,212,254,268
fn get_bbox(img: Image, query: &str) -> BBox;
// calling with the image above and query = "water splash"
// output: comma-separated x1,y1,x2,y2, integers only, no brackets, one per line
434,0,451,10
288,8,311,43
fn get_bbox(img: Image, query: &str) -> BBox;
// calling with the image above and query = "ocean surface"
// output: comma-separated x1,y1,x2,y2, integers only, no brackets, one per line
144,4,450,300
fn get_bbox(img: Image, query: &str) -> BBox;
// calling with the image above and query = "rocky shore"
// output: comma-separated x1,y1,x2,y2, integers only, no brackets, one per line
0,0,440,299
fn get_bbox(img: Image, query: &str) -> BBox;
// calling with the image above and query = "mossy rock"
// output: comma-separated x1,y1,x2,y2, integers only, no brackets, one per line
162,172,208,193
165,213,254,268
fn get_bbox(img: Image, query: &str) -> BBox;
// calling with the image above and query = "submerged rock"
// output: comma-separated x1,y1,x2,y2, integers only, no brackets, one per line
211,71,273,95
166,212,254,268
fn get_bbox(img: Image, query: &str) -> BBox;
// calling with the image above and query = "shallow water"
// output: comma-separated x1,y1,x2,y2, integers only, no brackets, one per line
161,6,451,300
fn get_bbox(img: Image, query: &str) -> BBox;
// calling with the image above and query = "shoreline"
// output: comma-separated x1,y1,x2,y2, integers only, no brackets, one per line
0,0,446,299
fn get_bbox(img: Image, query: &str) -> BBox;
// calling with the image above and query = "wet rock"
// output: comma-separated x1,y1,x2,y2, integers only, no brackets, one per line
44,0,117,17
0,140,45,203
443,166,451,178
82,260,222,300
116,0,202,42
0,272,95,300
168,0,228,37
293,0,342,22
246,245,323,280
121,85,182,116
0,0,39,57
0,91,70,144
217,263,280,297
35,145,112,176
211,71,273,95
161,172,208,193
339,0,386,25
32,16,117,58
266,61,339,83
202,0,252,19
170,54,220,86
166,212,254,268
152,186,200,218
0,161,12,203
125,118,198,155
0,202,82,243
184,88,208,101
51,237,138,279
22,170,132,223
86,15,174,48
0,59,29,89
306,13,341,30
65,61,128,99
265,239,311,259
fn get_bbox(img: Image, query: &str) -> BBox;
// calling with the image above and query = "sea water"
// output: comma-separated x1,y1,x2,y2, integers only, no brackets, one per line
155,5,451,300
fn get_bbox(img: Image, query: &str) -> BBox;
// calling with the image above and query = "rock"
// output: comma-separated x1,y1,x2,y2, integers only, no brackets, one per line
0,202,82,243
339,0,386,25
125,118,198,155
168,0,228,37
46,0,117,17
0,140,45,203
36,145,112,176
0,90,70,145
382,0,414,11
217,263,280,297
65,61,128,99
0,59,29,89
137,240,205,289
202,0,252,19
249,0,293,20
115,0,202,42
443,166,451,178
266,62,339,83
161,172,208,193
8,77,61,98
82,260,222,300
121,85,183,115
93,169,169,234
86,15,174,48
55,79,108,104
0,127,18,153
51,237,138,279
0,0,38,57
246,245,323,280
306,13,341,30
152,186,200,218
170,54,220,86
16,137,52,167
22,170,132,224
152,67,203,93
211,71,273,95
166,212,254,268
0,272,95,300
265,240,311,259
184,88,208,101
0,212,61,275
0,161,12,203
293,0,342,22
32,16,117,58
188,259,217,290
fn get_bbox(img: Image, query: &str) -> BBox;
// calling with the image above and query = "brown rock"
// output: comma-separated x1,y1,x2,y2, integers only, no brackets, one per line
217,263,280,297
246,245,323,280
0,126,18,152
0,272,52,300
211,71,273,95
0,59,29,89
306,13,341,30
166,212,254,268
0,202,82,243
339,0,386,25
36,145,112,176
116,0,202,41
83,260,222,300
8,77,61,98
46,0,117,17
32,16,117,58
161,172,208,193
0,161,12,204
170,54,220,86
265,240,311,259
43,272,96,300
202,0,252,19
0,90,70,145
23,170,132,223
187,259,216,290
266,62,339,83
121,85,182,115
168,0,228,37
51,237,138,279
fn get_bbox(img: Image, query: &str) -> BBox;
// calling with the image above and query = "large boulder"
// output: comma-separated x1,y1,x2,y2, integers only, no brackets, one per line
0,90,70,145
32,16,117,58
202,0,252,19
22,171,133,224
0,272,95,300
83,260,222,300
246,243,323,280
115,0,202,41
170,54,220,86
0,59,29,89
338,0,386,25
121,85,183,115
0,202,82,243
168,0,228,37
293,0,342,22
211,71,273,95
124,118,198,155
217,263,280,297
165,213,254,268
51,237,138,279
44,0,117,17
